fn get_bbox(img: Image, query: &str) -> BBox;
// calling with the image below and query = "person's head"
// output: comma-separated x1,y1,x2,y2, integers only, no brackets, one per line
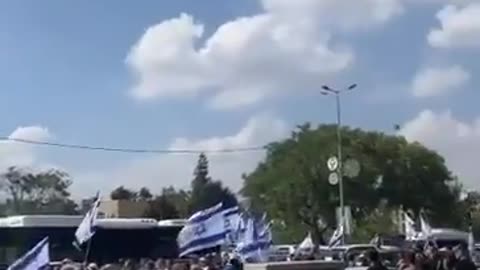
199,257,207,267
87,263,99,270
403,250,415,264
230,258,240,266
368,250,380,263
145,260,155,270
190,264,202,270
62,258,73,265
171,263,187,270
155,258,165,269
60,265,78,270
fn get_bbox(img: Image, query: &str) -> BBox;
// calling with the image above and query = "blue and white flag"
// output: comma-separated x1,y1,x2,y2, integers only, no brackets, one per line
468,226,475,259
404,212,418,241
177,202,229,257
236,216,272,263
257,215,272,245
223,206,240,244
8,237,49,270
420,215,432,238
75,194,101,245
232,212,247,244
328,224,344,248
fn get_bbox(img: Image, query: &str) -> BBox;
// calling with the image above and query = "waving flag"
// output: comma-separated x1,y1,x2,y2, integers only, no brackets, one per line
257,215,272,245
75,194,101,245
177,203,229,257
420,215,432,238
8,237,49,270
328,224,344,248
236,216,272,263
223,206,240,245
232,212,247,244
404,212,418,241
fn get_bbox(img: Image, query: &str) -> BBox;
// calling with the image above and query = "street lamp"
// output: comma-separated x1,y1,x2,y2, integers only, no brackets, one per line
321,83,357,245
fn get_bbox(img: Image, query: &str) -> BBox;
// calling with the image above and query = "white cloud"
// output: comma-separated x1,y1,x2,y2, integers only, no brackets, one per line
411,65,470,98
126,0,403,109
428,3,480,48
0,126,51,170
74,114,289,196
400,110,480,188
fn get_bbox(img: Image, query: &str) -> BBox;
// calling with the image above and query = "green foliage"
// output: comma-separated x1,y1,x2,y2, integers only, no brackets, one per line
144,195,180,220
138,187,153,201
161,186,190,218
351,204,398,243
242,123,462,244
188,153,238,213
110,186,137,201
0,166,78,215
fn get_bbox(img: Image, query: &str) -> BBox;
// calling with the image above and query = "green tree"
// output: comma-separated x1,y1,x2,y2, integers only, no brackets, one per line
242,123,461,245
144,195,180,220
110,186,137,201
351,202,398,243
161,186,190,218
188,153,238,213
138,187,153,201
0,167,78,215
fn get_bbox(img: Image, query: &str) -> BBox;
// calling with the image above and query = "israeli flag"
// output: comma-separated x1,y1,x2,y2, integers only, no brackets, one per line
232,212,247,244
223,206,240,244
75,194,101,245
256,214,272,245
403,212,420,241
468,227,475,259
8,237,49,270
328,224,344,248
420,215,432,240
177,202,228,257
236,216,272,263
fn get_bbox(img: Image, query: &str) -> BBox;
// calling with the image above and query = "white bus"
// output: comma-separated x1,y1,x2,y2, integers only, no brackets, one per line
0,215,184,266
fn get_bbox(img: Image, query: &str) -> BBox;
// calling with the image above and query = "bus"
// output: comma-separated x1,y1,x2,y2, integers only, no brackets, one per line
0,216,184,266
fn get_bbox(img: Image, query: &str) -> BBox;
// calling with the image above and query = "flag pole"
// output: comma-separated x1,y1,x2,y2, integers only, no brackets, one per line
83,238,93,265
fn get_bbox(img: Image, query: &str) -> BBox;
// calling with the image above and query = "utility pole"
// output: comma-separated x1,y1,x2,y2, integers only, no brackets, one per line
321,83,357,245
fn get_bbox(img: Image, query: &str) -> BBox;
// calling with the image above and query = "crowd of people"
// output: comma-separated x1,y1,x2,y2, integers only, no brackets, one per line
53,253,243,270
50,243,479,270
368,243,476,270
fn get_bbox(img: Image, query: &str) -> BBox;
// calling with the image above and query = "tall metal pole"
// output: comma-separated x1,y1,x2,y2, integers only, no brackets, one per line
335,92,345,245
322,84,356,246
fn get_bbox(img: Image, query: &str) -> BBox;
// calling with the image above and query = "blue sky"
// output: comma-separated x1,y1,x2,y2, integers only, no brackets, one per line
0,0,479,198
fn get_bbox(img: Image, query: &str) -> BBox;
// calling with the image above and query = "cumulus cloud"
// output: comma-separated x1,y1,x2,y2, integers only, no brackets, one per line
400,110,480,188
428,3,480,48
411,65,470,98
74,114,289,196
126,0,403,109
0,126,51,170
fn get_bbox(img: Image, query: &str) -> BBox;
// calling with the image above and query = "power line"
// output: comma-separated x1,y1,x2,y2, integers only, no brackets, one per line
0,137,266,154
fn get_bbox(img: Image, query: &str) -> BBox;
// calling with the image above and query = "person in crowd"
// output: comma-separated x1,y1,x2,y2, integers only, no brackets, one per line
398,250,416,270
100,264,120,270
223,258,242,270
443,248,457,270
367,250,388,270
87,263,99,270
415,250,428,270
423,246,441,270
122,259,136,270
143,259,155,270
453,244,476,270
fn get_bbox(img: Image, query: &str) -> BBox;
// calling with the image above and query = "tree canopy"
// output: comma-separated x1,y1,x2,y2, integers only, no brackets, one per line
188,153,238,213
242,123,463,244
0,166,78,215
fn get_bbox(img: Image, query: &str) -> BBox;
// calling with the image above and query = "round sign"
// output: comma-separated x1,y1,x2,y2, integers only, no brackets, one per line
328,172,339,185
343,158,360,178
327,156,339,171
